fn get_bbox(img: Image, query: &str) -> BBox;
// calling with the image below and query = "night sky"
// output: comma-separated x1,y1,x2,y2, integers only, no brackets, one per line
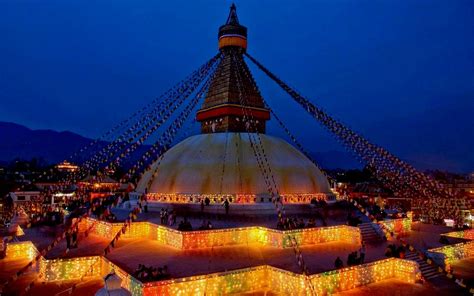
1,0,473,172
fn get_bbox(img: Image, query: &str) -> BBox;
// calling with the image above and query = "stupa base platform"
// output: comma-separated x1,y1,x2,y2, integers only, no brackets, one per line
5,221,474,295
145,201,328,216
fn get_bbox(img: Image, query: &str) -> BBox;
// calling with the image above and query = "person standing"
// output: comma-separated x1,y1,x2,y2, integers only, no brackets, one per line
334,256,343,269
360,242,366,263
72,227,78,248
223,199,230,215
66,231,71,249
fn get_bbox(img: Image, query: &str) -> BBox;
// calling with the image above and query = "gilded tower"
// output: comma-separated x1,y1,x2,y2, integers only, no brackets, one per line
196,4,270,133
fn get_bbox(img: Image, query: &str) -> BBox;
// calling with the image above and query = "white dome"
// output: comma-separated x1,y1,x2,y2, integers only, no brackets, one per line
137,133,331,196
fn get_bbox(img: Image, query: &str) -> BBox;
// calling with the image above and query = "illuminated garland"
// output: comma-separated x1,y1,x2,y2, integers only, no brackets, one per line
145,193,331,204
428,241,474,270
80,218,360,250
3,241,423,296
5,241,38,261
441,229,474,241
350,198,474,293
0,212,88,290
379,218,412,237
141,259,419,296
39,256,102,282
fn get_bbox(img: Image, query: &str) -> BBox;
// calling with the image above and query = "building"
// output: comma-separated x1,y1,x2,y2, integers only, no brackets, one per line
55,160,79,173
78,174,121,199
9,185,43,203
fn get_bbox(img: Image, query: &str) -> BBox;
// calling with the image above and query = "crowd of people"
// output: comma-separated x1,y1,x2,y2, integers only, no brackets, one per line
134,264,170,281
200,198,230,215
385,243,406,258
65,226,79,249
177,218,193,231
0,211,14,229
347,211,362,227
198,220,213,230
159,208,177,226
276,215,327,230
334,243,367,269
91,194,120,222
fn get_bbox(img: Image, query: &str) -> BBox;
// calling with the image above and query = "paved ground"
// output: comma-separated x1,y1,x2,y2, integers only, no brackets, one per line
18,224,65,251
137,210,346,230
106,238,372,279
334,278,468,296
112,203,352,230
451,257,474,286
403,223,463,250
2,208,472,295
0,255,33,284
45,232,110,260
23,278,103,296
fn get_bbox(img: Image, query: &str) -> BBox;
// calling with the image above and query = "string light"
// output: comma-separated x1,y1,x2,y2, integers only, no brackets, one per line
5,232,423,295
5,242,37,261
379,218,412,236
441,229,474,240
145,193,329,204
39,256,102,282
81,218,361,249
141,259,419,295
428,241,474,271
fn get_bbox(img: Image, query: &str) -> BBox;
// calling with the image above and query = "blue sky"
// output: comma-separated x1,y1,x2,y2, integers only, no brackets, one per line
0,0,473,172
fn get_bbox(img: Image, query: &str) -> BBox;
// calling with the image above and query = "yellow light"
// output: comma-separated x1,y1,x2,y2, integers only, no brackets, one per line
6,231,421,295
6,241,37,261
428,241,474,270
81,218,361,250
146,193,330,204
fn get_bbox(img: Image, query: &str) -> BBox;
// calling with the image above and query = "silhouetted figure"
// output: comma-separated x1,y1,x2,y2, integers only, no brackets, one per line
335,256,343,269
71,229,78,248
223,199,230,215
66,231,71,249
359,243,366,263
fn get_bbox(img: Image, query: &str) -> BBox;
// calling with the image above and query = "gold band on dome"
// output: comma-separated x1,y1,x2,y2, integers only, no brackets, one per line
219,35,247,49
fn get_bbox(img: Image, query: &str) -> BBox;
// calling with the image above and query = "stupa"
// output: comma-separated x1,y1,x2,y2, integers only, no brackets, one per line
136,4,334,205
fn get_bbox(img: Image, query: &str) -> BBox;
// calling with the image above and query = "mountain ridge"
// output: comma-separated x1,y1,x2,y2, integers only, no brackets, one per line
0,121,467,172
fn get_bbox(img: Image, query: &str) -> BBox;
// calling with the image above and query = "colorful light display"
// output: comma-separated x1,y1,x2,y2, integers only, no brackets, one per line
428,241,474,270
39,256,102,282
81,218,361,250
140,259,420,296
379,217,412,237
6,241,37,261
6,237,421,295
310,258,419,295
441,229,474,241
146,193,329,204
80,218,122,238
102,257,144,296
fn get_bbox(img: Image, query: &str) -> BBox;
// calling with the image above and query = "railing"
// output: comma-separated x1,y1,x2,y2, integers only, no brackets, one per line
4,235,421,295
139,259,420,296
81,217,361,249
428,241,474,271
